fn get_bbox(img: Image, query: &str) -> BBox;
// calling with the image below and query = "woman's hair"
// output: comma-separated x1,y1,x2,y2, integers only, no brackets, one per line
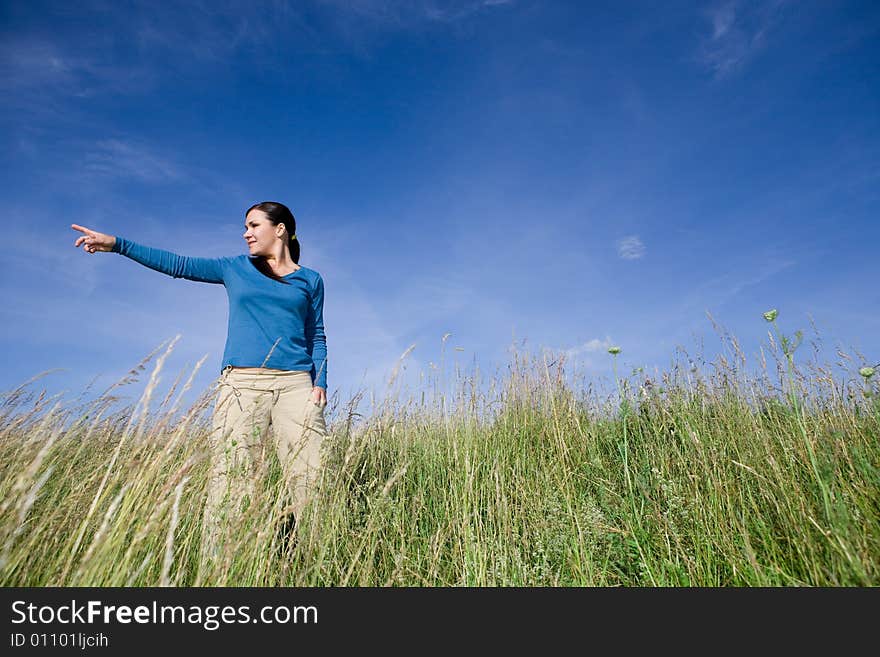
246,201,299,264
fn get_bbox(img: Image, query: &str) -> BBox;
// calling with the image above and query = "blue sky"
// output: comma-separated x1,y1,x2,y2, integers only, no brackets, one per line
1,0,878,414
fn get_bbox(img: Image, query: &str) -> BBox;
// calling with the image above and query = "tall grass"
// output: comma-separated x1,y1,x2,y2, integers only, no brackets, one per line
1,320,877,586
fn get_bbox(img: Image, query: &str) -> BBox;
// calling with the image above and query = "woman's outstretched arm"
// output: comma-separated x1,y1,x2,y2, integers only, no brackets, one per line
71,224,226,284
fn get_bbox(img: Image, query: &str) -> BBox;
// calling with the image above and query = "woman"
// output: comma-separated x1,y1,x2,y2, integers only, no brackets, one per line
71,201,328,561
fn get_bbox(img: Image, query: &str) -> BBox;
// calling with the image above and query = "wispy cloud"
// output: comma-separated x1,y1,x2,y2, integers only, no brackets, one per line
711,2,737,40
315,0,513,41
83,139,184,183
0,4,300,111
682,257,797,313
698,0,788,78
0,37,155,104
129,1,295,61
0,40,74,92
617,235,646,260
2,1,513,110
423,0,514,23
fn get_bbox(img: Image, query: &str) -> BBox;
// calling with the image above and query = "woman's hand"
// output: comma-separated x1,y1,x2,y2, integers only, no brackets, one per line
311,386,327,408
71,224,116,254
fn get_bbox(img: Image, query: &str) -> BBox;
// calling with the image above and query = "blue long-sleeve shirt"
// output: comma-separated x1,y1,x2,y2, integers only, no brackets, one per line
112,237,328,389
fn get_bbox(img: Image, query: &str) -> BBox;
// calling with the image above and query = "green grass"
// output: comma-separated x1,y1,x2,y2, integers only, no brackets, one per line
1,324,877,586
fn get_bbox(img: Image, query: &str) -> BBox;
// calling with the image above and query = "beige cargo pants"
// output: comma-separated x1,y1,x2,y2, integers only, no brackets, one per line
201,366,328,561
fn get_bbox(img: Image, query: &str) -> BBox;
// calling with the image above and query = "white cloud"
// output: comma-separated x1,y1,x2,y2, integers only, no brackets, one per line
563,337,614,359
698,0,789,78
617,235,646,260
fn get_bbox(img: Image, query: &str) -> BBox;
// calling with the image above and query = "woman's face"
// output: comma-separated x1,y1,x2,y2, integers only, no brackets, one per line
244,210,283,256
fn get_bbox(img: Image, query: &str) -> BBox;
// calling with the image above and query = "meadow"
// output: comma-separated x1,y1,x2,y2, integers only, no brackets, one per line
1,313,877,586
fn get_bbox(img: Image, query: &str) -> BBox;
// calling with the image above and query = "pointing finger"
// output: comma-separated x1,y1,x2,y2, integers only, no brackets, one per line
70,224,93,236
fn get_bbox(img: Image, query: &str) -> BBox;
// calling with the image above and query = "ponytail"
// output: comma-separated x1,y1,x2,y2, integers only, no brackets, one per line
289,232,300,264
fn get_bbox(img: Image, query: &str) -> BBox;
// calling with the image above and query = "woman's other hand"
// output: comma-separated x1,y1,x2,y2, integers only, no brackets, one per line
311,386,327,407
72,224,116,254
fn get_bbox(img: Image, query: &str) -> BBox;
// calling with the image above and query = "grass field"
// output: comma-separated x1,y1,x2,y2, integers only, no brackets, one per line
1,316,877,586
